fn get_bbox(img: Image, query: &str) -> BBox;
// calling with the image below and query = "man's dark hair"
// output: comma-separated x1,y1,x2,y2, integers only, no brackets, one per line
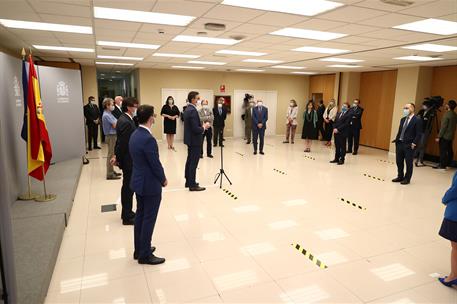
319,100,323,105
88,96,94,101
122,97,139,112
187,91,199,103
449,100,456,110
137,105,155,124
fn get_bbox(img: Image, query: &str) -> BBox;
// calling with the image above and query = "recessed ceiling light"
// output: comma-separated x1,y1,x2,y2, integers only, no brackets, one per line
216,50,267,56
97,41,160,49
0,19,92,34
188,60,226,65
271,65,305,70
292,71,318,75
221,0,343,17
293,46,349,54
96,62,134,66
172,65,205,69
270,28,346,41
393,18,457,35
153,53,200,58
97,55,143,61
327,64,363,68
173,35,240,45
320,57,364,63
33,45,94,52
393,55,443,61
93,7,195,26
402,43,457,53
236,69,265,72
243,59,283,63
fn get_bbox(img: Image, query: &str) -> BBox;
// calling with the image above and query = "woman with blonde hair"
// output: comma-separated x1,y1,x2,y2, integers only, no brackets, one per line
323,98,337,146
283,99,298,144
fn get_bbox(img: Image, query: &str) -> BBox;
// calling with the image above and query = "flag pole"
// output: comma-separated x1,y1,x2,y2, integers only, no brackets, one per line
35,165,56,202
18,47,38,201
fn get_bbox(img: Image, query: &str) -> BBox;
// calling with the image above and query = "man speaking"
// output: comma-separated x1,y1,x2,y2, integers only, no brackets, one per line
184,91,210,191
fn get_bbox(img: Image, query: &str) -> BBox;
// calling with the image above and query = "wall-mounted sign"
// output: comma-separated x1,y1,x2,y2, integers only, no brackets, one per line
56,80,70,103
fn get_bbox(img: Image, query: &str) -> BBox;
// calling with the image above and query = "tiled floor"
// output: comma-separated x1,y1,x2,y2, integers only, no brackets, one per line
45,136,457,303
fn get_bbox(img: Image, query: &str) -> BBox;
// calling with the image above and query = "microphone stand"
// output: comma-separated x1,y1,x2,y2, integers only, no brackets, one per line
214,129,232,189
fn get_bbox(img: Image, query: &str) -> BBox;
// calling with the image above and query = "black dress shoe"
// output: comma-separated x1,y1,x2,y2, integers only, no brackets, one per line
213,144,217,147
185,183,199,188
133,247,156,260
114,172,122,176
329,160,338,163
189,186,206,191
88,148,93,151
433,166,446,169
347,150,352,153
122,218,135,225
352,152,358,155
337,160,344,165
392,177,404,183
400,180,410,185
253,151,257,155
107,175,121,180
260,151,265,155
220,144,225,147
207,155,214,158
95,146,102,149
200,155,203,159
138,254,165,265
246,141,251,144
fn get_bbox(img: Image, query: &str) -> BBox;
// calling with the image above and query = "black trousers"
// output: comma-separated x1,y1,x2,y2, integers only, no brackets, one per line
317,120,325,139
87,123,98,149
134,193,161,260
252,127,265,152
121,167,135,220
201,127,213,156
213,126,224,146
439,138,454,168
347,127,361,153
334,133,347,161
324,121,333,141
185,145,200,187
396,142,415,181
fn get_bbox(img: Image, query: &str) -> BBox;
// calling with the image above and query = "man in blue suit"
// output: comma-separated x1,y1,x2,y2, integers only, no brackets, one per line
129,105,167,265
252,100,268,155
184,91,210,191
331,102,352,165
392,103,422,185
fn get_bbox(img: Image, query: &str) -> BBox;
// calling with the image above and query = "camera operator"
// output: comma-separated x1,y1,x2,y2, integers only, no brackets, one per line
434,100,457,170
415,101,435,167
242,94,254,144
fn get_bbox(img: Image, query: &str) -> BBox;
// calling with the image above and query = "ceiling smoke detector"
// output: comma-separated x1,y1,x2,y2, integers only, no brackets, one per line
380,0,414,7
229,34,246,41
204,23,226,31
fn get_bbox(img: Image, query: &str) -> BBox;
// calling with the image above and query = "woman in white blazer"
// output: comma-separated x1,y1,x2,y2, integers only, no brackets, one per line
283,99,298,144
323,99,337,146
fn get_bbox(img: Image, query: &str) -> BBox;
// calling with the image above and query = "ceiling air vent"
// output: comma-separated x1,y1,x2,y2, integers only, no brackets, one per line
102,47,121,51
204,23,226,31
380,0,414,7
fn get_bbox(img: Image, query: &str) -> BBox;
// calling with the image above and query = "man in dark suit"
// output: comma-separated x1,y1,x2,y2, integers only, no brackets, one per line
129,105,167,265
347,99,364,155
112,97,139,225
184,91,210,192
331,102,352,165
112,95,123,119
252,100,268,155
392,103,422,185
213,97,227,147
83,96,101,150
316,100,326,140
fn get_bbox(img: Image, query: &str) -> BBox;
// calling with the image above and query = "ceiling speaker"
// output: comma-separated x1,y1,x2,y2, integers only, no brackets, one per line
380,0,414,7
204,23,226,31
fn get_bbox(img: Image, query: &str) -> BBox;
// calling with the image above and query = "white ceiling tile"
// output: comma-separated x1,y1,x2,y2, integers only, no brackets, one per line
94,19,142,32
28,1,91,18
39,14,92,26
335,36,375,44
152,0,215,16
55,33,94,44
330,24,380,35
249,12,308,26
93,0,156,11
357,13,423,28
122,48,154,57
359,28,410,40
139,24,185,34
319,6,388,22
203,4,264,22
354,0,437,12
231,23,278,35
292,18,347,31
440,13,457,22
398,0,457,18
134,31,175,43
95,28,137,40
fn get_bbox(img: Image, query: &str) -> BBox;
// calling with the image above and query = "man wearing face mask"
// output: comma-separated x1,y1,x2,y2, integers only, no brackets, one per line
83,96,101,150
347,99,364,155
392,103,422,185
198,99,214,158
129,105,167,265
184,91,210,191
111,97,139,225
113,96,123,119
102,98,120,180
252,100,268,155
331,102,352,165
434,100,457,170
213,97,227,147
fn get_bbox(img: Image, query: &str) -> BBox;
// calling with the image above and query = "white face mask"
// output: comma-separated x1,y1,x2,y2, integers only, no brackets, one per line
133,109,137,117
257,102,263,107
203,104,209,108
218,103,223,108
109,105,115,111
197,99,202,106
290,103,294,107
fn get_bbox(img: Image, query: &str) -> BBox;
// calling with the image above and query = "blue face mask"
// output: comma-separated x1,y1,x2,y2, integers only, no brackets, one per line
403,109,409,117
342,106,348,112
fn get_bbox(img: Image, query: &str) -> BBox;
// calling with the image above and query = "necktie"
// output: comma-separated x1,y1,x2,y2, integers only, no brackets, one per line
219,108,222,115
400,117,409,141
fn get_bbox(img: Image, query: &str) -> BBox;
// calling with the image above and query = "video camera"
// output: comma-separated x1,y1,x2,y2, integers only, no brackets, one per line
244,93,254,102
423,96,444,110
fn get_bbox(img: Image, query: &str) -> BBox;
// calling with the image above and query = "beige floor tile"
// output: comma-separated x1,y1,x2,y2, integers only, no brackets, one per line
220,281,293,303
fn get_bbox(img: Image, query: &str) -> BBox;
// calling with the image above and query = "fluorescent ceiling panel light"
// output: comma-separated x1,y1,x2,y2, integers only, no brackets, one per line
271,28,346,41
393,55,442,61
188,60,226,65
96,62,134,66
327,64,362,68
320,57,363,63
172,65,205,69
173,35,239,45
293,46,349,54
236,69,265,72
243,59,283,63
94,7,195,26
153,53,200,58
271,65,305,70
97,55,143,61
221,0,343,17
33,45,94,52
402,43,457,53
216,50,267,56
292,71,317,75
0,19,92,34
393,18,457,35
97,41,160,49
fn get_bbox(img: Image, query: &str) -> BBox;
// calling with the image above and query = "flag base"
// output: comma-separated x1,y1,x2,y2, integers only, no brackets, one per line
18,193,39,201
35,194,57,202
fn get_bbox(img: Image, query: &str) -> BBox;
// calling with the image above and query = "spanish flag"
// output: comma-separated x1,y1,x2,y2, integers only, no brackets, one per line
27,55,52,181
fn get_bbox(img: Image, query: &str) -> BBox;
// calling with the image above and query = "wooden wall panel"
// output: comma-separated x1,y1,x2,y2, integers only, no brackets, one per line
309,74,335,103
427,65,457,157
359,70,397,150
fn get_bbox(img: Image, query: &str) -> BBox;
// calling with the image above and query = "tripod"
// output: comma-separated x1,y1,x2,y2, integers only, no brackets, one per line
214,135,232,189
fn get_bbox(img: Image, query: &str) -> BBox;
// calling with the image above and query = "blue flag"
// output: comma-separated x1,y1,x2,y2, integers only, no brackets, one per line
20,59,28,141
